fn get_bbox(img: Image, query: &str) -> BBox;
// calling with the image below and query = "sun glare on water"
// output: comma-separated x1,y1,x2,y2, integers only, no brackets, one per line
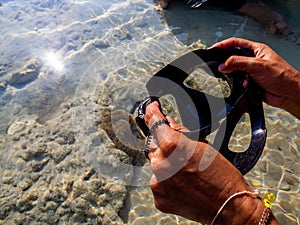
45,52,64,72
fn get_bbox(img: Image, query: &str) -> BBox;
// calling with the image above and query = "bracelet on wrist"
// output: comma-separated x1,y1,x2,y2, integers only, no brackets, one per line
259,192,276,225
210,190,276,225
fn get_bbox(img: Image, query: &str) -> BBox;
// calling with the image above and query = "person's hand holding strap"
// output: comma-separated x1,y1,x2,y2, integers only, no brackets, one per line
144,101,279,225
212,37,300,119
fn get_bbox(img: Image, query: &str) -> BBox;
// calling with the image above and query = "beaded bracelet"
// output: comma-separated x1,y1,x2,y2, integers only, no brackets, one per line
210,189,260,225
144,119,169,158
144,119,277,225
259,192,276,225
210,190,276,225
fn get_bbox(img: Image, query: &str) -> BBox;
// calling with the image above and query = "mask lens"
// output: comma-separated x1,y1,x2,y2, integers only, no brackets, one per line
183,67,231,98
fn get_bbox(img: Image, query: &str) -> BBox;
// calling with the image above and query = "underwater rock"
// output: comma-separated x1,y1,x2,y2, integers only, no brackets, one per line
0,64,9,77
93,39,110,49
7,119,38,136
0,106,129,224
0,82,7,91
50,143,73,164
7,60,41,87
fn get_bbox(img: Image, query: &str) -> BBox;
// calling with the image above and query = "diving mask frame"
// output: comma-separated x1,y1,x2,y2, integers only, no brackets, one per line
135,47,266,175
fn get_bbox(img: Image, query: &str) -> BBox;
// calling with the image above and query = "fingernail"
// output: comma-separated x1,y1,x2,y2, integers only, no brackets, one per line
208,43,216,49
243,79,249,88
218,63,225,72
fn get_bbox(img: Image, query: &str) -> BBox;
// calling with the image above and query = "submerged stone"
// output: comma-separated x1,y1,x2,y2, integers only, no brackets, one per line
7,60,41,87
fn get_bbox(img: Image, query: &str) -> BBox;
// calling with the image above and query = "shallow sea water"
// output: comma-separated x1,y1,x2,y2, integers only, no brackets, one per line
0,0,299,224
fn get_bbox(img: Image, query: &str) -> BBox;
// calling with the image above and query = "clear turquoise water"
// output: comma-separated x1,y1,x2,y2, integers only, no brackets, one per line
0,0,299,224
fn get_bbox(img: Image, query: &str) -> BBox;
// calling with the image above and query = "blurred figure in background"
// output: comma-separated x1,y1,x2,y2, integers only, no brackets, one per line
157,0,289,35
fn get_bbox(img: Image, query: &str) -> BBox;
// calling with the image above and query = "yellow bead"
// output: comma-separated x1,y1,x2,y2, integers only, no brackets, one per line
263,192,276,208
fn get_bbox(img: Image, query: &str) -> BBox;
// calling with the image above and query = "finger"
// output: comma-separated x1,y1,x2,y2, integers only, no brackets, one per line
159,0,170,9
150,174,171,191
145,102,190,163
218,55,264,74
147,126,180,162
150,175,178,211
144,102,174,160
150,174,158,187
144,101,166,128
166,116,189,132
152,193,176,214
145,102,187,132
210,37,263,53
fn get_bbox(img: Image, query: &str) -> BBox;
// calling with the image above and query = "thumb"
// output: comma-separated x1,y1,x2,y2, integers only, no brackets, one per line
166,116,189,132
159,0,170,8
145,101,166,128
145,102,181,161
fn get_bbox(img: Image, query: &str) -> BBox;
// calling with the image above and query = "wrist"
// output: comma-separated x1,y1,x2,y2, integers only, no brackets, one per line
283,72,300,119
215,190,260,225
268,70,300,120
214,190,280,225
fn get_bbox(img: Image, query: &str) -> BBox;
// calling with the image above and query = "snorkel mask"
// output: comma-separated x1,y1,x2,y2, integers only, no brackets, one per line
135,47,266,175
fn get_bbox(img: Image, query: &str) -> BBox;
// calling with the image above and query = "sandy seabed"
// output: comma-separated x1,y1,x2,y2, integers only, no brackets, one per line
0,0,299,224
